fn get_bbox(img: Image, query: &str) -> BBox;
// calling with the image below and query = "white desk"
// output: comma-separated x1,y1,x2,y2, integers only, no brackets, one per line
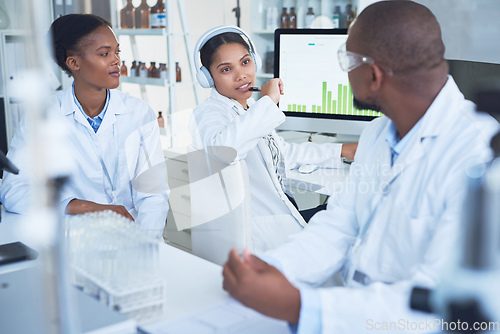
287,163,351,195
0,212,287,333
0,213,227,320
157,244,227,321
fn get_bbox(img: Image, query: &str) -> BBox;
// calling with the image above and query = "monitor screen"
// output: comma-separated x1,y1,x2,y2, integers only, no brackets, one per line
274,29,382,137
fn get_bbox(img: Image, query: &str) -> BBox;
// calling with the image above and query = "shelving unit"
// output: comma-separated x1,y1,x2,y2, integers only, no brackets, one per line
0,31,27,152
109,0,201,147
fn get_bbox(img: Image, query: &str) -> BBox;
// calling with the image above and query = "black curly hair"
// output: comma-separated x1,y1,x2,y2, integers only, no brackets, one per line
50,14,111,76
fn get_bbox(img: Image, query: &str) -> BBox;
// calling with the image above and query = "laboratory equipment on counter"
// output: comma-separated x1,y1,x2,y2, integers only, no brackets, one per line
67,211,167,322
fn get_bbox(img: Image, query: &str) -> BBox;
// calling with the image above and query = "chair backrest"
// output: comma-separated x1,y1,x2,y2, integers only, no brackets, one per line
188,148,252,266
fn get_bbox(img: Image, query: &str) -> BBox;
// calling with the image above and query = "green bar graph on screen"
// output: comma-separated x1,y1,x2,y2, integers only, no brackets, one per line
342,85,347,115
337,84,342,115
327,91,332,114
287,81,383,117
348,85,353,115
322,82,327,113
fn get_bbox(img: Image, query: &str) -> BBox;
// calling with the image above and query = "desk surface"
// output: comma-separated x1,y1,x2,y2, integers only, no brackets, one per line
287,163,350,195
158,243,228,321
0,212,230,328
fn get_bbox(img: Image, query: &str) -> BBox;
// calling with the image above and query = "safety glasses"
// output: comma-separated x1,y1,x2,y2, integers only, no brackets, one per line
337,42,391,74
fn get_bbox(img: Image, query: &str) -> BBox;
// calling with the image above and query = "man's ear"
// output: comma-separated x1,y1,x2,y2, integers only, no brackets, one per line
369,63,385,92
66,56,79,72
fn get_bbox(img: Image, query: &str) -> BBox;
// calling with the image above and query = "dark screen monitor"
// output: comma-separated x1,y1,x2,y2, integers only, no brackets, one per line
274,29,381,138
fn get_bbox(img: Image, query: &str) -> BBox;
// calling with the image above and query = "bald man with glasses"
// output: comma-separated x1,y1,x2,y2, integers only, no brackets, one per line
222,1,498,333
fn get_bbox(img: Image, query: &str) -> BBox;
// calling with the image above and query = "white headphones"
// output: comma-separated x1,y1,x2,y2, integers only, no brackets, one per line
194,25,262,89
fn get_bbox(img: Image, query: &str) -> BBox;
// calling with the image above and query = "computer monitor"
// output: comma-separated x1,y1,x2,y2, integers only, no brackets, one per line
274,29,382,140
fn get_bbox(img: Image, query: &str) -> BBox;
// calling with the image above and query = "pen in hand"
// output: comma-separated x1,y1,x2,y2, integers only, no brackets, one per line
249,87,261,92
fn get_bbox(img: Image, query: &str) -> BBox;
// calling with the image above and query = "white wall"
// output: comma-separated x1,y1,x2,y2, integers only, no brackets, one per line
357,0,500,64
0,0,25,30
416,0,500,64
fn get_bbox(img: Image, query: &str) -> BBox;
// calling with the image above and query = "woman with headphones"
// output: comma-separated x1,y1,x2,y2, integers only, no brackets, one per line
189,26,357,253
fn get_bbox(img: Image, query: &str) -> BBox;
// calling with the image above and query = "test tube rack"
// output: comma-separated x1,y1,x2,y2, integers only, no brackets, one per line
66,211,167,322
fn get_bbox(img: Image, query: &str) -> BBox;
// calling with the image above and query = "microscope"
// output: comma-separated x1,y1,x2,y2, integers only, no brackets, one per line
410,85,500,332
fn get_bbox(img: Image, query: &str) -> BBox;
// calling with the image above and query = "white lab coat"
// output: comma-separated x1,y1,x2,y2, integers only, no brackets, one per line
0,85,169,233
265,77,498,332
189,88,342,254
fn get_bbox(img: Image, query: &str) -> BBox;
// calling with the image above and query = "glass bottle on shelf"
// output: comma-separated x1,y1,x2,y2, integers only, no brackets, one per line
343,4,356,29
130,60,138,76
332,6,341,29
135,0,150,29
150,0,166,29
175,62,181,82
148,62,159,78
140,62,149,78
280,8,289,29
135,62,142,77
120,0,134,29
157,111,165,128
120,61,128,76
159,63,168,79
288,7,297,29
305,7,315,29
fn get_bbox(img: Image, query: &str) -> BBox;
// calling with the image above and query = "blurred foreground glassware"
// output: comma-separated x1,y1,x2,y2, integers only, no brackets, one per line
66,211,166,322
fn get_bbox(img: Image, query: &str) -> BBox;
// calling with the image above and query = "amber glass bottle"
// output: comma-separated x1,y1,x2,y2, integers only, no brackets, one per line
175,62,181,82
150,0,166,29
120,61,128,76
135,0,150,28
120,0,134,29
157,111,165,128
288,7,297,29
280,8,289,29
149,62,160,78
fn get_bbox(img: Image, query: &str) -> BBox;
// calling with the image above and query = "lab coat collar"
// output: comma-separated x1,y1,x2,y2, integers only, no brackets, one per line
98,89,127,132
385,75,462,184
61,84,127,133
210,88,256,114
416,75,463,139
